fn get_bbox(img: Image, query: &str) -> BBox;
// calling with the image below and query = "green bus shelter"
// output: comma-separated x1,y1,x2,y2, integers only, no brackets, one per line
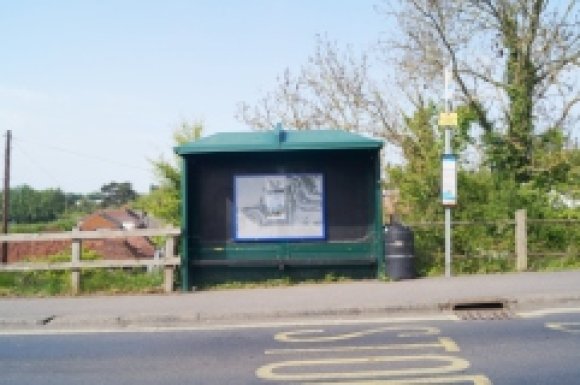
175,127,384,290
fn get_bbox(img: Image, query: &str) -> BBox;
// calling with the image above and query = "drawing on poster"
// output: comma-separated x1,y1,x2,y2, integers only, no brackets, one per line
234,174,324,240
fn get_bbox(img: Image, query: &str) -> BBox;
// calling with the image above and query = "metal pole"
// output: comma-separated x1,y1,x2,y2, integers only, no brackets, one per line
444,129,452,278
444,64,452,278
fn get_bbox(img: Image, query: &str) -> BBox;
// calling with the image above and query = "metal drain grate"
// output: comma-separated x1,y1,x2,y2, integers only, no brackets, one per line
451,300,513,320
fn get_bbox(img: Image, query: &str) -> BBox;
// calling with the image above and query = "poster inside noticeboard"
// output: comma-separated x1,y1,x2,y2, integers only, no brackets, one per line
234,173,325,241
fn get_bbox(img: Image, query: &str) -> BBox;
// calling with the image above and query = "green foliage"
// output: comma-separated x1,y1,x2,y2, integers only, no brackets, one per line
0,269,164,296
529,255,580,272
0,270,69,296
134,186,180,226
387,103,477,222
134,121,203,226
198,270,353,290
0,249,165,296
0,185,107,231
99,181,138,208
11,218,75,233
80,269,164,294
531,129,578,193
388,103,580,276
9,209,87,233
0,185,67,224
71,193,102,213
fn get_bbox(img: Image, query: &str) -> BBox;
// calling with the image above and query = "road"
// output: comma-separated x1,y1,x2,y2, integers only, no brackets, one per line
1,308,579,385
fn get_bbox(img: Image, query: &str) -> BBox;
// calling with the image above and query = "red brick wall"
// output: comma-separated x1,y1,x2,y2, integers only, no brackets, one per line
7,241,70,263
7,238,155,262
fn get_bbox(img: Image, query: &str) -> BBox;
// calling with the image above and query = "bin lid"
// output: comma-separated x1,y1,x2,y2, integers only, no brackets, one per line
385,222,413,238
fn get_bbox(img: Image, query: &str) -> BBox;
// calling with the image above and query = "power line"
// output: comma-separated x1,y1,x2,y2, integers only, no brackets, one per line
13,136,152,173
11,140,64,188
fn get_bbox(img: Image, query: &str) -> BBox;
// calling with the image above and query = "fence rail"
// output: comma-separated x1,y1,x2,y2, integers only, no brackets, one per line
0,228,181,242
0,228,181,294
408,220,516,226
408,210,579,269
407,218,579,227
0,211,577,290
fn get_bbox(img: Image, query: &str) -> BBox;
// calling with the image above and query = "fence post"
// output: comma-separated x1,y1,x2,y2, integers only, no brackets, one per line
164,235,176,293
71,235,82,295
515,209,528,271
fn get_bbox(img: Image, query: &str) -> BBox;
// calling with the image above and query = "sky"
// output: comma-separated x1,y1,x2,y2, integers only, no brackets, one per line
0,0,387,193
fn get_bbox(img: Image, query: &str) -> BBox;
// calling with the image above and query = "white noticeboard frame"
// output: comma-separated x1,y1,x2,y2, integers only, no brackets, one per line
441,154,457,206
233,173,325,241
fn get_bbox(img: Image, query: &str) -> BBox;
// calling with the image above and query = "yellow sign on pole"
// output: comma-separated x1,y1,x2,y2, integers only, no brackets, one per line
439,112,458,127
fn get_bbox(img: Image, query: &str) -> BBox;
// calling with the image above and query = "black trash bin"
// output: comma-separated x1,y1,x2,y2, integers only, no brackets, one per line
384,222,415,280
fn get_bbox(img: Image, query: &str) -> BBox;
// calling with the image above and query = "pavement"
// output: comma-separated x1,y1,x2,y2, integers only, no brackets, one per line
1,270,580,331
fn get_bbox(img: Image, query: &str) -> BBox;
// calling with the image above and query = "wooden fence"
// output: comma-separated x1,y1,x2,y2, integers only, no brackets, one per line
408,209,579,271
0,228,181,294
0,210,577,291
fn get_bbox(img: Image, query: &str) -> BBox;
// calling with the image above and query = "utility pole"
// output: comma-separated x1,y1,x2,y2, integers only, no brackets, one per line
2,130,10,264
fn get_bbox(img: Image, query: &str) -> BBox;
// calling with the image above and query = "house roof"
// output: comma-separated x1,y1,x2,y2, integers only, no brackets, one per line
101,209,142,228
175,127,383,155
79,208,144,231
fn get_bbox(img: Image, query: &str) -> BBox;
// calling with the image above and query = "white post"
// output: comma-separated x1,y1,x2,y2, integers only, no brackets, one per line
164,235,176,293
71,237,81,295
515,209,528,271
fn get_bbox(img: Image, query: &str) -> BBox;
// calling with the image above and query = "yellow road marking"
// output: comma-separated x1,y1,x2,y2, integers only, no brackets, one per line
256,354,470,381
275,326,440,343
266,337,459,355
300,374,492,384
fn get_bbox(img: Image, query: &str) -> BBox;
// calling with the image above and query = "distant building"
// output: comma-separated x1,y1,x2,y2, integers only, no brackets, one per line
79,208,147,231
78,208,156,260
7,208,157,262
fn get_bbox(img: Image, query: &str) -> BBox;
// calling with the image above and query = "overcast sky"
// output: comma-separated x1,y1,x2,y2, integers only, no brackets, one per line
0,0,386,193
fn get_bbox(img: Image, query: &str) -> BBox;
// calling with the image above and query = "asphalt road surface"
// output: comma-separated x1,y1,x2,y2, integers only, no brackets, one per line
1,308,579,384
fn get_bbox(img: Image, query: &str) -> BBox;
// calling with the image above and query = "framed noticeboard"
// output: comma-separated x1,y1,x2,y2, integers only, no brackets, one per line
234,174,325,241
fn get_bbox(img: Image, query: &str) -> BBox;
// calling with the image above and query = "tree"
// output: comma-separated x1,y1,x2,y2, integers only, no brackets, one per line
0,185,67,224
384,0,579,182
133,121,203,225
238,1,579,183
386,101,479,220
237,37,404,144
385,104,578,274
99,181,138,208
236,3,579,274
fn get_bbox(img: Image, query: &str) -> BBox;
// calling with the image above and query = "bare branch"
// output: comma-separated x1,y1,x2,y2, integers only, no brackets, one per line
236,36,406,144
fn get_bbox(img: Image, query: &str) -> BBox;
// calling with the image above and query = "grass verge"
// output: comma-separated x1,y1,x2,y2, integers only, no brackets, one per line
0,249,166,296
